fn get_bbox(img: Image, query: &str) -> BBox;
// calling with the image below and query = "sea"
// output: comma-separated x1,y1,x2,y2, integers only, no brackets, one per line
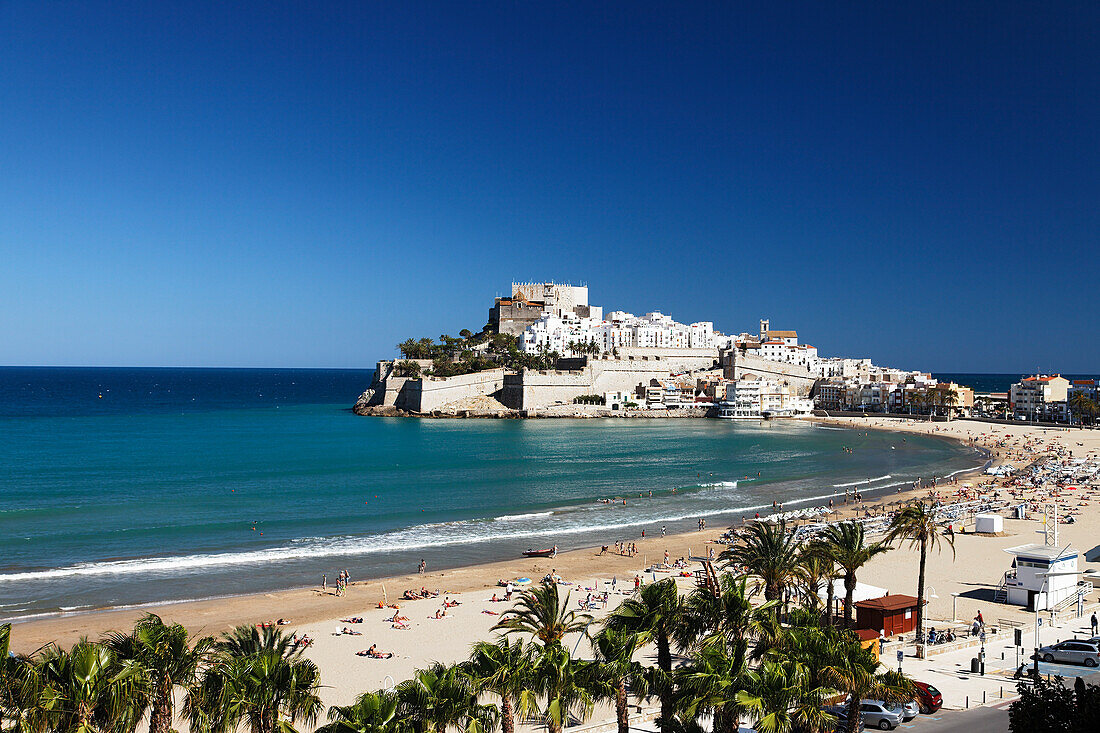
0,367,987,620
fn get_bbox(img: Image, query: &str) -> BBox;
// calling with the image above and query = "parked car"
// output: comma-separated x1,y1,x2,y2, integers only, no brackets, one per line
1036,640,1100,666
912,680,943,713
856,701,904,730
898,699,919,721
822,704,865,732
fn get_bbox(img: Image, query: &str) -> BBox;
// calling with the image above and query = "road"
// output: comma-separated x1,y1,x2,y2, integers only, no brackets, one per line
897,706,1010,732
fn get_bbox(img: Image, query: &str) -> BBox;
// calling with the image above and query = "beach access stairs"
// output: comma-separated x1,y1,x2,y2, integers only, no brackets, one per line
993,571,1014,604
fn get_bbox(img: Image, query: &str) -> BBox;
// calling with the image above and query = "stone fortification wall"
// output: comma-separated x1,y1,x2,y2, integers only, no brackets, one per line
362,364,505,412
723,351,817,395
501,356,720,409
407,368,506,412
610,347,718,373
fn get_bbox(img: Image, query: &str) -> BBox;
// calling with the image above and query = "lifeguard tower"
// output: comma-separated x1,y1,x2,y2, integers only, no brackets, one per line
998,505,1082,611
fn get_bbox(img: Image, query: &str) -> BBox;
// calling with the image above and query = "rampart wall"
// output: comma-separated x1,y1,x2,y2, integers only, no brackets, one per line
725,352,817,395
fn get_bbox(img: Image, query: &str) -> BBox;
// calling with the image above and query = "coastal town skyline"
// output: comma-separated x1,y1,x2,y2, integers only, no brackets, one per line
2,3,1098,372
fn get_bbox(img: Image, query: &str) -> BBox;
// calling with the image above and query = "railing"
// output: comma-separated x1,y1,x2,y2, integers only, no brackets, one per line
994,571,1014,604
1052,582,1093,614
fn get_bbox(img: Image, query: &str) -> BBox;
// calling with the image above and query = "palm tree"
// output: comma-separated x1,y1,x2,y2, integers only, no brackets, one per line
394,360,422,378
33,640,147,733
493,582,591,647
719,521,803,605
885,502,954,646
529,645,594,733
589,631,647,733
799,542,839,625
104,614,213,733
735,658,831,733
940,387,959,420
675,642,750,733
817,639,912,733
821,523,891,628
188,626,322,733
0,623,30,733
1069,392,1098,425
676,573,778,654
316,690,407,733
603,578,684,728
396,663,496,733
215,625,294,658
464,639,538,733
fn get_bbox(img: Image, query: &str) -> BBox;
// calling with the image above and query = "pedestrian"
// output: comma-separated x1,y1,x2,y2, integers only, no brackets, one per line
418,559,425,574
322,573,327,591
1092,612,1098,636
662,525,666,537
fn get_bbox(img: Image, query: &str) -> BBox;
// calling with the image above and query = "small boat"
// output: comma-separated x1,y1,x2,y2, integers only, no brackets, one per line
522,546,557,558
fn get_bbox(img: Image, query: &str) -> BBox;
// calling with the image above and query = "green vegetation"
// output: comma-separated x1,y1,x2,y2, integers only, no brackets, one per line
1010,676,1100,732
397,330,562,378
1069,392,1099,425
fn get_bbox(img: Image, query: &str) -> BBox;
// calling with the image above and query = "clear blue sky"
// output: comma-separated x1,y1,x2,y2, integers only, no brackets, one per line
2,2,1097,372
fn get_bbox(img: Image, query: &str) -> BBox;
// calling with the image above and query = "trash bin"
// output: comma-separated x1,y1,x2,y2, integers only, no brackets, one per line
971,657,981,673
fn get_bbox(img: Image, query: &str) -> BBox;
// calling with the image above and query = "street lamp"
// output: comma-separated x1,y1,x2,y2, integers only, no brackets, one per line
951,592,960,622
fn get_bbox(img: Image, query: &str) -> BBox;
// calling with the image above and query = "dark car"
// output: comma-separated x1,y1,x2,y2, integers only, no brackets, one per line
912,681,943,714
823,704,866,732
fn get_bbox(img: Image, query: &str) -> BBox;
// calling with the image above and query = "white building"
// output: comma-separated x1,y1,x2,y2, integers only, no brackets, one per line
1010,375,1070,420
520,310,719,354
716,377,812,419
1001,543,1080,611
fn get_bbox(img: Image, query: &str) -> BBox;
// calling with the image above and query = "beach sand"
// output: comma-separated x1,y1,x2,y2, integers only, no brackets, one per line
7,417,1100,715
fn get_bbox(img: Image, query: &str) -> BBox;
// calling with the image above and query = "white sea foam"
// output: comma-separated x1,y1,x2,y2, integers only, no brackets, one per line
832,474,892,488
495,511,554,522
0,499,791,583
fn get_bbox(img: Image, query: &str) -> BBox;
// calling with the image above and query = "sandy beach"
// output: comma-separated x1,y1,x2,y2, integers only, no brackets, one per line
7,416,1100,714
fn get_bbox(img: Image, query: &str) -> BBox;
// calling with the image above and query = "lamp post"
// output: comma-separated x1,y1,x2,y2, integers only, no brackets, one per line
951,592,960,622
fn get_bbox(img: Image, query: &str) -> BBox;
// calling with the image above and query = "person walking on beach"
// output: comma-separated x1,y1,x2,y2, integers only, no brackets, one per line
322,573,327,591
418,559,426,574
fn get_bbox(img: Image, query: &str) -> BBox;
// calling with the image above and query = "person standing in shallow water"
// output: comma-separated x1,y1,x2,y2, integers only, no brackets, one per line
322,573,327,591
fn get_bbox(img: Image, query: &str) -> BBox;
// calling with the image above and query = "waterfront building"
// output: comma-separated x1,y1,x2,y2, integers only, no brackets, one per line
1010,374,1070,420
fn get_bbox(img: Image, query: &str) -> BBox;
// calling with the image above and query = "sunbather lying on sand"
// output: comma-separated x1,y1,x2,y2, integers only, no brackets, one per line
357,645,393,659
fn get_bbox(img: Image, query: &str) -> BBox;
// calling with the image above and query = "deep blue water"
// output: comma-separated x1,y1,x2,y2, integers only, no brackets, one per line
0,367,983,618
935,373,1097,394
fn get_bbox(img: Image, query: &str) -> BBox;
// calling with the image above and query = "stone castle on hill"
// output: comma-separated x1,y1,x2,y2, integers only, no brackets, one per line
355,282,824,416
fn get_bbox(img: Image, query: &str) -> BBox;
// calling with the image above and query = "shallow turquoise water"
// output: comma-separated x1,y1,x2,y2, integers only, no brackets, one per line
0,368,981,618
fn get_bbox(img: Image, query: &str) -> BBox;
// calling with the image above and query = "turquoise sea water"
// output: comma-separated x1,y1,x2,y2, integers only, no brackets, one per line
0,368,982,619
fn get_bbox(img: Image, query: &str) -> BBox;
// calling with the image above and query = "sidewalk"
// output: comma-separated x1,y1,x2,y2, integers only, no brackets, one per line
893,607,1099,710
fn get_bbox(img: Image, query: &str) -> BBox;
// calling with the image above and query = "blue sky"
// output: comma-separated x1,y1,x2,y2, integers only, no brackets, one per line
1,2,1097,372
